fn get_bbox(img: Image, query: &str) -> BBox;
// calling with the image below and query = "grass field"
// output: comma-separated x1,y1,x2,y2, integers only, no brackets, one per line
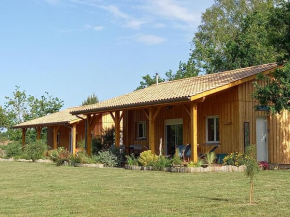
0,162,289,217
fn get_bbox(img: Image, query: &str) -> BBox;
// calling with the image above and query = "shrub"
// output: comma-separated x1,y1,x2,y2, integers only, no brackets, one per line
24,141,48,162
223,152,246,167
205,152,216,166
187,159,204,168
92,137,103,155
72,152,91,164
126,154,139,166
49,147,71,166
4,142,22,158
172,149,182,166
109,146,124,166
259,161,269,170
98,150,118,167
138,150,158,166
151,155,172,171
77,139,86,150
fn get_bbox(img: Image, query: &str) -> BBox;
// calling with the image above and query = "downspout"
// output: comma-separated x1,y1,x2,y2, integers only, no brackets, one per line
76,115,87,150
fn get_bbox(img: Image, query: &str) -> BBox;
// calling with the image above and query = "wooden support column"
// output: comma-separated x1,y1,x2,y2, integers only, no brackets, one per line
86,114,92,156
149,107,156,154
115,111,120,148
123,111,129,154
53,125,60,150
36,127,42,140
72,124,77,156
190,102,198,162
22,128,27,150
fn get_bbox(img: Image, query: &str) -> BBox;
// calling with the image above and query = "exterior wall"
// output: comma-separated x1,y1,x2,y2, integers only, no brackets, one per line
125,88,240,155
46,112,115,151
238,80,290,164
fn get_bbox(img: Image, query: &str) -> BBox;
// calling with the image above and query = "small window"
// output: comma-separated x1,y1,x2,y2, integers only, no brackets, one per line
206,116,219,143
57,132,60,144
137,122,146,139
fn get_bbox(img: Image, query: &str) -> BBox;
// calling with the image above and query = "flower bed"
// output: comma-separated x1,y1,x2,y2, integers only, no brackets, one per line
125,164,246,173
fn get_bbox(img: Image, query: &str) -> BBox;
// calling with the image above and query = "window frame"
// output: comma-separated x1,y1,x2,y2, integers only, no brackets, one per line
136,121,146,140
206,116,220,144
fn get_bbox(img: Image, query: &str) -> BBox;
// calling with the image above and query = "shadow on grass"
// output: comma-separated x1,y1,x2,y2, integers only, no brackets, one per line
198,196,230,202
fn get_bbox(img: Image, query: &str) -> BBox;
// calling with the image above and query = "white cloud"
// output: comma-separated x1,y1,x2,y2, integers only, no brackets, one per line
93,26,104,31
135,34,166,45
100,5,130,20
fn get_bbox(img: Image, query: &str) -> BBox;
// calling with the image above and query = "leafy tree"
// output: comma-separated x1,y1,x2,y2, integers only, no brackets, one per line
82,93,99,105
136,74,165,90
2,86,64,143
0,106,7,130
191,0,281,73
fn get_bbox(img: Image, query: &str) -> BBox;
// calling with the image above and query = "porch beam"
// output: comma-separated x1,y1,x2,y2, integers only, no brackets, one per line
115,111,120,148
190,102,198,162
183,104,191,117
153,106,162,122
86,114,92,156
72,123,77,156
119,111,124,124
149,107,155,154
109,112,116,122
53,125,60,150
89,114,96,126
36,127,42,140
22,128,26,150
143,109,149,120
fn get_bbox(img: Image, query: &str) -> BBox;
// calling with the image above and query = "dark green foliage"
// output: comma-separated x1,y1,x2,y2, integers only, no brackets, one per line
253,62,290,114
81,93,99,106
171,149,182,166
4,142,22,158
23,141,48,162
109,146,124,167
151,156,172,171
126,154,139,166
267,1,290,63
92,136,103,155
136,74,165,90
101,127,115,149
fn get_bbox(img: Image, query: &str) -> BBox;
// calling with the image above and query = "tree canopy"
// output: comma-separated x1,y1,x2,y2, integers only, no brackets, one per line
0,86,64,142
82,93,99,105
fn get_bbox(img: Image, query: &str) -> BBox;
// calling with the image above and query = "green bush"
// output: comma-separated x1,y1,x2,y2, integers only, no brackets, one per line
151,155,172,171
223,152,246,167
205,152,216,166
98,150,118,167
109,146,124,166
92,137,103,155
126,154,139,166
72,152,90,164
138,150,158,166
172,149,182,166
4,142,23,158
187,159,204,168
24,141,47,162
49,147,71,166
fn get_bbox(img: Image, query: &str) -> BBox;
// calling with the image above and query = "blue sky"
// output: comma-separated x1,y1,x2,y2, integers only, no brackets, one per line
0,0,214,109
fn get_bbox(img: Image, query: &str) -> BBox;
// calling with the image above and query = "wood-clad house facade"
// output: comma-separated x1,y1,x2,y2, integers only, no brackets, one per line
13,107,115,155
71,63,290,164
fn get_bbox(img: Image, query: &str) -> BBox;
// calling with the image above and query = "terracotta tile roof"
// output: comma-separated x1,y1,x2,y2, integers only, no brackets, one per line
13,107,85,128
72,63,278,114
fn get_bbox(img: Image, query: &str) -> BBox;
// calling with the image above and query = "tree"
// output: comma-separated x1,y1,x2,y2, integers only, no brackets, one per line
2,86,64,142
136,74,165,90
82,93,99,105
253,1,290,114
191,0,282,74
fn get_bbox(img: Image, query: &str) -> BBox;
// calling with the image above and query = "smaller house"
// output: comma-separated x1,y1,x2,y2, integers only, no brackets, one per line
13,107,115,155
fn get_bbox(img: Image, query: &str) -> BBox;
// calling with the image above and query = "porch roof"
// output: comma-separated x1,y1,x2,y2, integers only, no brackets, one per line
71,63,278,115
13,107,85,129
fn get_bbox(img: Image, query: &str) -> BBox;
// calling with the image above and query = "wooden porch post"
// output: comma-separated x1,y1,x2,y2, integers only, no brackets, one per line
115,111,120,148
22,128,26,150
72,123,77,156
190,102,198,162
149,107,155,154
86,114,92,156
36,127,42,140
123,111,130,154
53,125,60,150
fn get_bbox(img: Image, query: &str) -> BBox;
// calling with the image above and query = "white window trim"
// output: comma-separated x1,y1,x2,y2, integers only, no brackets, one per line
137,121,146,140
206,116,219,144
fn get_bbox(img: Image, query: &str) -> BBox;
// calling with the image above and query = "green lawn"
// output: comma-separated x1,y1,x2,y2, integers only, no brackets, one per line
0,162,289,217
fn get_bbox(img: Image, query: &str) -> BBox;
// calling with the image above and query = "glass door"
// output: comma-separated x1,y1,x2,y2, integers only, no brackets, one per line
165,120,183,157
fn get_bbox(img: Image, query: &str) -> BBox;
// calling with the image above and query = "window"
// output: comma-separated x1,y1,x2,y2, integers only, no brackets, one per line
206,116,219,143
137,121,146,139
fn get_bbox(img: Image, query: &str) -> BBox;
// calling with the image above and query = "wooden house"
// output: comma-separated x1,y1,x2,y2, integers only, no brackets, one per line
13,107,115,155
71,63,290,164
